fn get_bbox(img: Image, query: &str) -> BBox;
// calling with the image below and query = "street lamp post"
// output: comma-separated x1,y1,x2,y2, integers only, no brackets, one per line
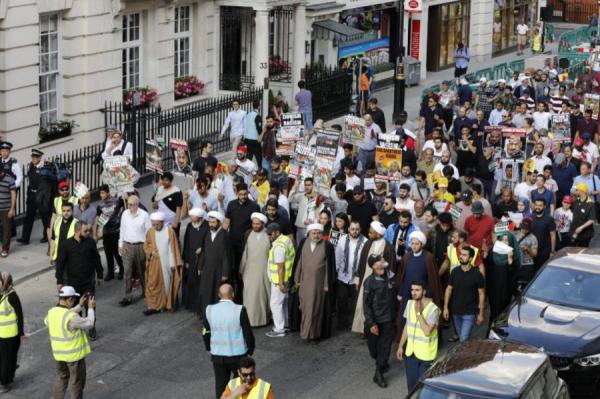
393,0,406,121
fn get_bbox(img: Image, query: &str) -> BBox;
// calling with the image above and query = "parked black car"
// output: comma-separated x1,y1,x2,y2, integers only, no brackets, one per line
407,339,569,398
491,248,600,398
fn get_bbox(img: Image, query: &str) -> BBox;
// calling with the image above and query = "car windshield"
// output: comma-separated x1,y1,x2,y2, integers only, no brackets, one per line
526,266,600,311
410,385,479,399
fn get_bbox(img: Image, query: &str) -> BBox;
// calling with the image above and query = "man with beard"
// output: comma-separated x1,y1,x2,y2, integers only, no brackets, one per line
378,196,399,228
443,245,486,342
182,208,208,312
412,200,428,232
290,223,336,342
347,185,379,237
353,221,396,334
192,140,218,177
143,212,182,316
223,183,260,287
239,213,271,327
234,146,258,186
569,183,596,247
464,201,494,253
395,184,415,215
385,210,420,263
530,198,557,271
184,175,219,215
268,156,288,195
198,211,235,317
451,107,475,147
425,212,454,271
493,188,518,219
259,115,278,172
335,220,366,330
432,151,459,180
416,148,436,175
289,178,319,245
265,198,292,237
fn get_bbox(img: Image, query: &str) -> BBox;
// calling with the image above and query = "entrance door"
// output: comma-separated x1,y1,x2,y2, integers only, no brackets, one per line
426,6,441,71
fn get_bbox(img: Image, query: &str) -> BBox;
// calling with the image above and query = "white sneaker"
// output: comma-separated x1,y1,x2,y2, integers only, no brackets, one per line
266,330,286,338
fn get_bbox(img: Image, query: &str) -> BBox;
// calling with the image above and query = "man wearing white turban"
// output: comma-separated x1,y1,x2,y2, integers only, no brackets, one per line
352,220,396,333
182,208,208,311
289,221,336,341
239,212,271,326
396,229,443,333
197,209,234,316
143,211,183,315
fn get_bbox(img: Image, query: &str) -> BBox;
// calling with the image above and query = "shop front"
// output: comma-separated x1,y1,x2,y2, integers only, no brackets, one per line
492,0,539,55
426,0,471,71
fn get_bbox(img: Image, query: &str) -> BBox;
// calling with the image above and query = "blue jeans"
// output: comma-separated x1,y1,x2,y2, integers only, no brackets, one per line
302,111,313,131
358,148,375,170
261,158,272,174
405,355,432,391
453,314,476,342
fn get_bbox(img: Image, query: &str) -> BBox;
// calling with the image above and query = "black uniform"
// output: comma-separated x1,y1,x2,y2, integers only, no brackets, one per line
20,162,51,243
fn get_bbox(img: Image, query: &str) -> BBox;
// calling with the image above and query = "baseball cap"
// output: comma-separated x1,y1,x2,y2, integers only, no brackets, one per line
461,191,473,201
471,201,484,214
562,196,574,204
353,185,364,195
266,223,281,234
58,181,69,189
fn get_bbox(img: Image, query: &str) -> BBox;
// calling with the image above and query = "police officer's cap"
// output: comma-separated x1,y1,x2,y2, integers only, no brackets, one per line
31,148,44,157
0,142,13,150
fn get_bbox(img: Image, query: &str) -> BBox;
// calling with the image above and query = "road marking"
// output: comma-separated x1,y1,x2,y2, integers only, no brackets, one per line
27,326,48,337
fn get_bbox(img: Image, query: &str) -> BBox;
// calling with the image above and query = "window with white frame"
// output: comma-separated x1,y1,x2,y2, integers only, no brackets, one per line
39,14,59,127
122,13,141,90
174,5,191,78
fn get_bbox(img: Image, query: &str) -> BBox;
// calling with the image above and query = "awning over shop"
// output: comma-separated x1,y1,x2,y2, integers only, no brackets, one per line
312,19,365,43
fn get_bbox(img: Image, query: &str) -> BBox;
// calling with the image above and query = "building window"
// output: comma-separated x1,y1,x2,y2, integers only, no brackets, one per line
493,0,538,55
39,14,59,128
426,0,470,71
122,13,141,89
174,6,191,78
268,7,293,82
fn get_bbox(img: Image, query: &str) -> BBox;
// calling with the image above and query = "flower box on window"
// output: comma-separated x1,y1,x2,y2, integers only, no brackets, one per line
175,76,206,100
123,87,158,110
38,120,77,143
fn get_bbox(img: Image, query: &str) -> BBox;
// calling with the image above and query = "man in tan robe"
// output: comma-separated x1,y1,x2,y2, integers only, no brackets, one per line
292,223,336,342
240,212,271,327
143,212,182,316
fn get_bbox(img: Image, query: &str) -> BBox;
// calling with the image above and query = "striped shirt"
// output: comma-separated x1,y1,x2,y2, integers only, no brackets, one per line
549,94,568,113
0,175,15,212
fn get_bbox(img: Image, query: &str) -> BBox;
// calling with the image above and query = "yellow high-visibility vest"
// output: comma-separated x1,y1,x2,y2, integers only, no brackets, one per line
45,306,91,362
268,235,295,284
227,377,271,399
405,300,439,361
53,196,78,215
447,244,479,271
51,217,78,262
0,294,18,338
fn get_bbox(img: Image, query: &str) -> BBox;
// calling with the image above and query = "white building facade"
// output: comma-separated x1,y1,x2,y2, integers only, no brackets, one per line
0,0,536,161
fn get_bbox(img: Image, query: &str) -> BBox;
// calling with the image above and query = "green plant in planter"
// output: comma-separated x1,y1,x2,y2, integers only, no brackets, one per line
38,120,78,143
373,62,395,74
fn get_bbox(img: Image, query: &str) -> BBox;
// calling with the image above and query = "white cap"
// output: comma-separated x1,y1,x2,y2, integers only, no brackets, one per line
188,208,206,219
207,211,224,223
58,286,80,298
251,212,268,224
497,79,506,84
409,230,427,245
307,223,324,233
479,77,487,83
370,221,386,236
150,212,165,222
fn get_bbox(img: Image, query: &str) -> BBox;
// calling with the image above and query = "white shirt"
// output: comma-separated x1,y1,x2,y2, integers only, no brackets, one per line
66,305,95,330
514,182,535,199
583,142,600,162
102,139,134,162
277,194,290,215
221,109,247,138
188,189,219,211
517,24,529,35
488,109,507,126
1,157,22,187
118,208,151,247
273,245,286,263
533,111,552,131
345,174,361,190
422,140,448,154
362,123,382,151
532,155,552,174
235,158,258,185
395,197,415,215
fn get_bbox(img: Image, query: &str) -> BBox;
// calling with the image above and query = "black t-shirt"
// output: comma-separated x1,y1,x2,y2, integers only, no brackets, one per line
447,178,462,197
530,213,556,254
449,266,485,315
347,200,378,236
225,200,260,246
192,155,218,174
493,200,518,220
266,214,292,236
157,191,183,213
379,209,399,228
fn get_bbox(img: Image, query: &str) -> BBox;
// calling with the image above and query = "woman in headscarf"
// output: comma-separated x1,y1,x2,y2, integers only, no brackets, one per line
488,231,520,324
0,272,23,393
516,197,532,225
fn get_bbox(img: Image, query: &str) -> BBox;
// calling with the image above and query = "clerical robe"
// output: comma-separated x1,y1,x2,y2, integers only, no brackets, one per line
240,229,271,327
144,227,182,312
197,228,234,317
182,221,208,312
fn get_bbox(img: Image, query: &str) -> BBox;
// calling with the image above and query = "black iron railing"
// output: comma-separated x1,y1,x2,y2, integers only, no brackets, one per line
219,74,256,92
304,65,353,121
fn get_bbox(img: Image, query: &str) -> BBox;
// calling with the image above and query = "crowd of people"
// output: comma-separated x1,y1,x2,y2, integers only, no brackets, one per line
0,57,598,397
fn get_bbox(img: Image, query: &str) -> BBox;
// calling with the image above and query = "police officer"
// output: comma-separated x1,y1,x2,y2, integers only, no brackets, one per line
363,254,397,389
0,142,21,239
203,284,255,399
18,149,50,244
45,286,94,399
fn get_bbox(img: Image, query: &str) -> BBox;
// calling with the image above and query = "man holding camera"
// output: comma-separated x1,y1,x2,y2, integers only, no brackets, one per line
45,286,95,399
55,221,103,340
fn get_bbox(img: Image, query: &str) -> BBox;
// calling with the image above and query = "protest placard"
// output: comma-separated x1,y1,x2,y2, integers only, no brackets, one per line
550,114,571,143
495,221,509,233
501,127,527,139
314,157,334,196
449,204,462,221
170,138,191,173
329,230,346,247
315,129,340,159
103,155,136,195
377,133,402,148
73,182,89,199
281,112,304,126
344,115,366,146
584,93,600,119
289,143,316,179
145,139,163,173
375,147,402,172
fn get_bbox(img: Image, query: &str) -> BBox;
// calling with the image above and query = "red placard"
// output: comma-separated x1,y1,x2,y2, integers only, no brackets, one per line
410,20,421,60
